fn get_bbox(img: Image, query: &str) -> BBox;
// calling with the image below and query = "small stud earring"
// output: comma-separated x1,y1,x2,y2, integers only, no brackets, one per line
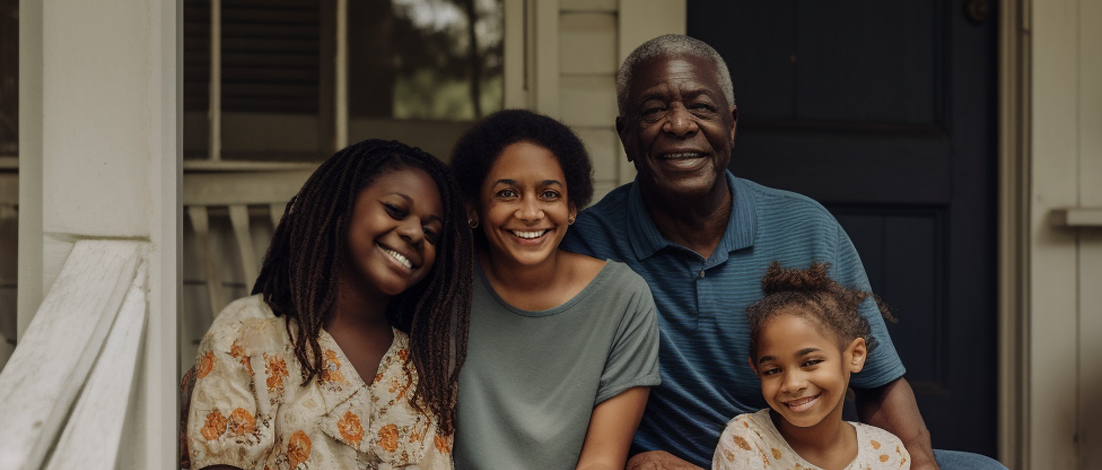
468,218,479,229
568,216,575,225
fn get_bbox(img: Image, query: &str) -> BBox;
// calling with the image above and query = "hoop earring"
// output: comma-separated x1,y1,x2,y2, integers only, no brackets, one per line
468,218,479,229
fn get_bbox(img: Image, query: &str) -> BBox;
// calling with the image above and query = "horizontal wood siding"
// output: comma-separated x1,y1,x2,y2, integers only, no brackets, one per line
558,10,622,201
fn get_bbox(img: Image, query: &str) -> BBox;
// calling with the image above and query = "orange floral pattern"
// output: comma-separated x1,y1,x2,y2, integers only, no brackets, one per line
230,341,253,375
713,409,909,470
378,424,399,453
433,434,451,454
228,407,257,437
265,354,288,396
320,349,345,384
337,411,365,445
185,296,451,469
287,430,311,467
200,410,227,440
197,351,215,378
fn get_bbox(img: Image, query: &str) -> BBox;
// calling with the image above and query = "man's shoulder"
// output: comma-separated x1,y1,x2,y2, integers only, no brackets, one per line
736,177,829,213
562,182,634,257
578,182,633,223
735,177,839,230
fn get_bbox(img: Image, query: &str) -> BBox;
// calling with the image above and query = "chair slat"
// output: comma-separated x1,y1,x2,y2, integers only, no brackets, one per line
228,205,258,292
187,206,224,324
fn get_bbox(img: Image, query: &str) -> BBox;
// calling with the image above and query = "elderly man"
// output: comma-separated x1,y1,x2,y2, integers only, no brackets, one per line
561,35,1006,470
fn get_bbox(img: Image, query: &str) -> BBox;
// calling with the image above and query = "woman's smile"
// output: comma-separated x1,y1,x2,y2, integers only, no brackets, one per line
476,141,575,268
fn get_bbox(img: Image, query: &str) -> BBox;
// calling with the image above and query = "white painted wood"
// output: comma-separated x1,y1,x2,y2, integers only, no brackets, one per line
0,240,144,470
997,2,1030,467
1051,208,1102,227
21,2,179,467
560,13,617,75
561,0,615,12
183,159,317,172
188,205,224,325
561,75,617,127
17,0,45,339
575,128,619,182
534,0,560,117
618,0,686,63
336,0,349,149
45,260,147,470
1030,1,1082,468
209,0,222,161
183,169,313,206
1081,2,1102,212
229,204,258,291
1078,2,1102,468
502,0,529,109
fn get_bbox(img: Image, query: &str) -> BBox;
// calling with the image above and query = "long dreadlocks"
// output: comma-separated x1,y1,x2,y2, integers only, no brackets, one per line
252,139,473,435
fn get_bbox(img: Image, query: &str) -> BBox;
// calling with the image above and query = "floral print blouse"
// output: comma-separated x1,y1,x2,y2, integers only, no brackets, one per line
184,295,453,470
713,409,909,470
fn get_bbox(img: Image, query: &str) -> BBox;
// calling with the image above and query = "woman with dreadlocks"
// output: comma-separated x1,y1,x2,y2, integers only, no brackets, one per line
183,139,473,470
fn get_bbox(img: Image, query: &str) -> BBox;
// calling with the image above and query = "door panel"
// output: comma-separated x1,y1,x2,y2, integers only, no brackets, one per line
689,0,998,456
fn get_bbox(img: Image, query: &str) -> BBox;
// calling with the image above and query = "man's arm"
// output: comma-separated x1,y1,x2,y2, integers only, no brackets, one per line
854,376,939,470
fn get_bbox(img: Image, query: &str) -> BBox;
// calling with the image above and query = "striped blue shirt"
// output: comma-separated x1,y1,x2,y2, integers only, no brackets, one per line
560,171,906,467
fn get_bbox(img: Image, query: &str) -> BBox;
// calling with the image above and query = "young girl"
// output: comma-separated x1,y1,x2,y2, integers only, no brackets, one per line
713,262,909,470
183,139,473,470
449,109,661,470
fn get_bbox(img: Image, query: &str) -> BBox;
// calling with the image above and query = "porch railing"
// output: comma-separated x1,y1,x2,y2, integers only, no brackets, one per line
0,240,148,470
180,163,313,367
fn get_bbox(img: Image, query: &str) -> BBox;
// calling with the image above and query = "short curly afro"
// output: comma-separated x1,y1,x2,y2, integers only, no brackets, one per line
746,262,897,362
450,109,594,211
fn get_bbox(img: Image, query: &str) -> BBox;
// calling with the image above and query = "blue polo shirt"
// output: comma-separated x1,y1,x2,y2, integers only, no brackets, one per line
561,171,906,467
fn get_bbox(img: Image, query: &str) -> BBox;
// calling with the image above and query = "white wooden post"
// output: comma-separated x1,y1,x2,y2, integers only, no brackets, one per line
336,0,348,149
210,0,222,161
15,0,180,467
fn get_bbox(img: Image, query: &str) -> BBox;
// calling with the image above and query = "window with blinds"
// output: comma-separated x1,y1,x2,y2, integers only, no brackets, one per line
183,0,503,162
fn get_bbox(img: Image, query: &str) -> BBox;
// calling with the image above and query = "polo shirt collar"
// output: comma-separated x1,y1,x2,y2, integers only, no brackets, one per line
626,170,757,261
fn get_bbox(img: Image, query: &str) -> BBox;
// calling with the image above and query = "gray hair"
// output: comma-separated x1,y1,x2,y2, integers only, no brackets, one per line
616,34,735,116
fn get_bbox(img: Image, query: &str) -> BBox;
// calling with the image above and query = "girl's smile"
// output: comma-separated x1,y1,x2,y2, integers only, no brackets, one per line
754,311,866,433
781,393,822,413
344,167,443,299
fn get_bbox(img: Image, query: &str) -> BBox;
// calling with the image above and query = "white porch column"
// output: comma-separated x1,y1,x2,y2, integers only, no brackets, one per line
18,0,180,467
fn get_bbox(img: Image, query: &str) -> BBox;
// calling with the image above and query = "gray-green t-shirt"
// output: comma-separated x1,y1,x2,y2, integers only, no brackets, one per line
454,260,661,470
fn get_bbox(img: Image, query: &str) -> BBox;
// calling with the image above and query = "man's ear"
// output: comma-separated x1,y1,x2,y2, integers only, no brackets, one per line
728,105,738,144
615,116,633,163
846,337,867,373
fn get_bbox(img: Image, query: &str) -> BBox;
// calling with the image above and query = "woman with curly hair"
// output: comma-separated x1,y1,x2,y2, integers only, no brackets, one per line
183,139,473,470
450,109,661,470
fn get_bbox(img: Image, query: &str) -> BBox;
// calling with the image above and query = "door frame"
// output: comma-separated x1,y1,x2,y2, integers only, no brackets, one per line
997,0,1028,468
